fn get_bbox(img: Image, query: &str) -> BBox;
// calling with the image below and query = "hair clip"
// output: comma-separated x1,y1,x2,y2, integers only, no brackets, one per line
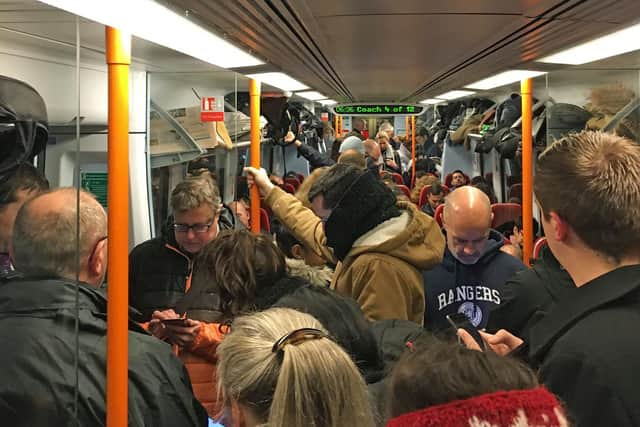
271,328,327,353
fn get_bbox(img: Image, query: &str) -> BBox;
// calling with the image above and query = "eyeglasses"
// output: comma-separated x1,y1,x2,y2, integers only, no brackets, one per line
173,220,214,234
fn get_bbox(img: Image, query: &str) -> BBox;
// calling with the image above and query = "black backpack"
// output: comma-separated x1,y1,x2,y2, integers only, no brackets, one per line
0,76,48,178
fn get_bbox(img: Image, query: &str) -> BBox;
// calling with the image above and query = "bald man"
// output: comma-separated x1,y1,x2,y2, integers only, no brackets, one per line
338,149,366,169
0,188,207,426
423,186,526,332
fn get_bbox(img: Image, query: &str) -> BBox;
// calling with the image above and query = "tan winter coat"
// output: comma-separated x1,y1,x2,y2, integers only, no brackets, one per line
266,187,445,323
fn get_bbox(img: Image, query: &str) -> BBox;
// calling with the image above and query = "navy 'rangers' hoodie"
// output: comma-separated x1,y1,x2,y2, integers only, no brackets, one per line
423,230,526,332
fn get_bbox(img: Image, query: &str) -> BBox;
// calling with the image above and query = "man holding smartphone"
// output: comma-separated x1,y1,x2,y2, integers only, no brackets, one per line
460,131,640,427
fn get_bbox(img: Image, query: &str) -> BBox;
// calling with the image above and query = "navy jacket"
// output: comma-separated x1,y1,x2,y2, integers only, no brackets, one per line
423,230,526,332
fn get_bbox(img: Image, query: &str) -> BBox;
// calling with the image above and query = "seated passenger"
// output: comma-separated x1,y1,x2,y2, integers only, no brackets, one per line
363,138,384,175
420,182,445,217
245,163,445,323
386,338,568,427
377,132,402,174
129,175,240,321
423,186,526,332
449,169,469,189
217,308,375,427
460,131,640,427
272,219,333,287
410,172,439,205
228,199,250,228
0,162,48,275
0,188,206,426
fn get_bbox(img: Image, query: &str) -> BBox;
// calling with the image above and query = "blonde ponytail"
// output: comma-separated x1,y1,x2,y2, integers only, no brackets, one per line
217,308,375,427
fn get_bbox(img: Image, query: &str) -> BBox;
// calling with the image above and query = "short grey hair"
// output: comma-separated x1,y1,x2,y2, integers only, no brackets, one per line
170,175,222,213
12,188,107,278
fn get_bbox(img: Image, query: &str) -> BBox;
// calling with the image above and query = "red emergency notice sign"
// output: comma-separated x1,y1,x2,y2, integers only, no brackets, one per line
201,97,224,122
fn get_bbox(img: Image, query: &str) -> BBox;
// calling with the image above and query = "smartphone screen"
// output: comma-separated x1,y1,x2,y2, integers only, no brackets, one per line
446,313,485,350
161,318,189,327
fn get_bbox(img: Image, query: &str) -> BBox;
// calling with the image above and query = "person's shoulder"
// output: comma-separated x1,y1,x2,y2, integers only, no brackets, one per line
490,251,527,271
129,236,167,257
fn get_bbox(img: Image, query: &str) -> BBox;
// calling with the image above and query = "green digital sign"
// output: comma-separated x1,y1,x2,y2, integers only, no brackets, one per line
331,103,425,116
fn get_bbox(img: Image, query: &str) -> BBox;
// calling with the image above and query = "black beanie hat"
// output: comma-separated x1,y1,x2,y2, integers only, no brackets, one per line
310,163,400,260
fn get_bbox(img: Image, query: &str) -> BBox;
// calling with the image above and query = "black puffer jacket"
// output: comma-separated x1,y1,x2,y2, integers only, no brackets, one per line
0,278,207,427
129,205,241,322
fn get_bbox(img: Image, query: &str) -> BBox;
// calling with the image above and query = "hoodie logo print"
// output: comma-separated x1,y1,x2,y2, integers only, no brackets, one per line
458,302,483,327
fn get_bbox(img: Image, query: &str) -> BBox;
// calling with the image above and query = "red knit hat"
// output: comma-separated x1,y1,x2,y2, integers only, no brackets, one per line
386,387,568,427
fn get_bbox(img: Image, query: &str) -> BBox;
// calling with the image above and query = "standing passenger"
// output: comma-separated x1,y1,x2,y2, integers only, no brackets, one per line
217,308,375,427
0,188,207,426
460,131,640,427
129,175,238,321
423,186,526,331
0,162,49,275
245,163,445,323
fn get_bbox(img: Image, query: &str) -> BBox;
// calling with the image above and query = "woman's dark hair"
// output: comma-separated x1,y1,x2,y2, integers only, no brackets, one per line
389,338,538,418
472,182,498,204
273,284,384,383
186,229,286,320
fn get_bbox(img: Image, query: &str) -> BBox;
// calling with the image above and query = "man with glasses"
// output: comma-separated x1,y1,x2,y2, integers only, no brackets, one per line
0,188,207,426
129,175,230,323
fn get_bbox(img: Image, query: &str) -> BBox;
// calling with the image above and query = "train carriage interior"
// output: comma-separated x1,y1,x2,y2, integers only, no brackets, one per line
2,0,640,425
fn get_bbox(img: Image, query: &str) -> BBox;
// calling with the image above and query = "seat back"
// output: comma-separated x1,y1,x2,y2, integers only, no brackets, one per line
259,208,270,233
390,172,404,185
491,203,522,229
395,184,411,199
284,177,301,191
533,237,548,259
434,203,445,227
282,183,296,194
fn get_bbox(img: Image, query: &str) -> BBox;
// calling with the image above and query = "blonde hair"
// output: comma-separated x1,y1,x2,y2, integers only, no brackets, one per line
375,131,390,141
295,167,330,209
217,308,375,427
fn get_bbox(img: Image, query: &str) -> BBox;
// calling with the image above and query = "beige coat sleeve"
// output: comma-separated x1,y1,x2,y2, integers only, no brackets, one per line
265,187,337,264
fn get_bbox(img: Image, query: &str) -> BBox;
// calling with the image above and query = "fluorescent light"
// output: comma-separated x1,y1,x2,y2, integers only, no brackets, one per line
319,99,337,105
435,90,475,100
420,98,445,104
538,22,640,65
38,0,262,68
466,70,547,90
246,72,309,91
295,91,326,101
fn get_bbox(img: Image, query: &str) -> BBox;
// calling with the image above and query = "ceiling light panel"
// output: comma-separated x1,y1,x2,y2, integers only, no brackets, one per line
538,23,640,65
246,72,309,91
295,91,326,101
318,99,337,105
466,70,547,90
420,98,445,104
38,0,263,68
435,90,476,100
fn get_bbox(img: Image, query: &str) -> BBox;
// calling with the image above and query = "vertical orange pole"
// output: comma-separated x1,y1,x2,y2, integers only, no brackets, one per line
334,114,339,138
521,79,533,266
106,27,130,427
338,116,343,137
411,116,416,185
249,79,261,233
405,116,409,139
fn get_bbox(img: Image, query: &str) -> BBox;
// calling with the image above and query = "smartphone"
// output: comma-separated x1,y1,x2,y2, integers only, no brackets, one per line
446,313,485,350
161,318,190,327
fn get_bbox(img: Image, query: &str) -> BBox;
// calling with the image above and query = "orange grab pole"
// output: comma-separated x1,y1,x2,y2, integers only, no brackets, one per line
405,116,409,139
411,116,416,185
106,26,130,427
249,79,261,233
334,114,339,138
338,116,343,137
521,78,534,266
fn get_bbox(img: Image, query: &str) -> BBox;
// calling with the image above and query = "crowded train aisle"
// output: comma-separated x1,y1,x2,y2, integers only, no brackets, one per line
3,1,640,425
